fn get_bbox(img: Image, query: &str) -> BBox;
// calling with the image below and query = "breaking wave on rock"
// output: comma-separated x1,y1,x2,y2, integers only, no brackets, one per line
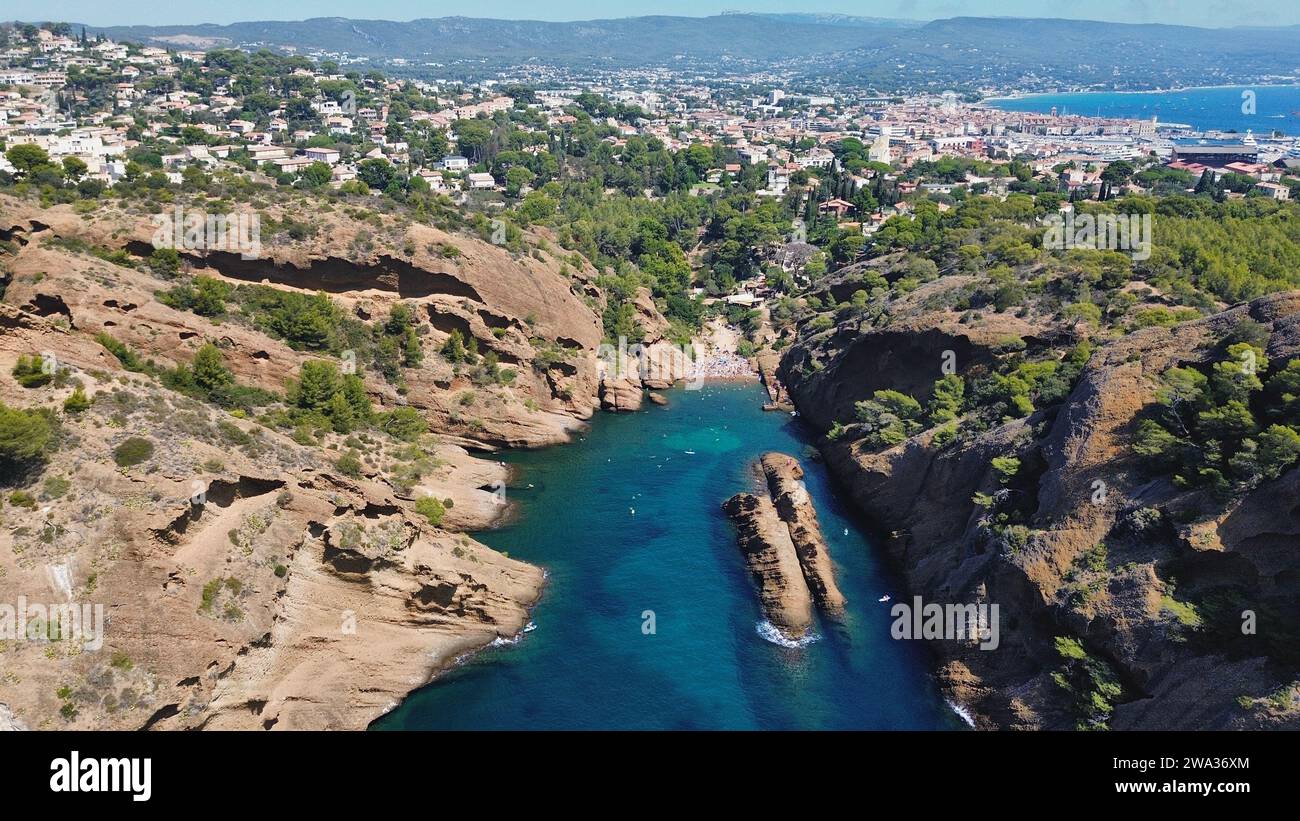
755,620,820,648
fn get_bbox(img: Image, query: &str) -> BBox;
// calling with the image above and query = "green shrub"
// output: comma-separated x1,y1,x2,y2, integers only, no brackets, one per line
1051,636,1123,729
62,386,91,414
158,275,232,316
927,375,965,424
414,495,446,526
991,455,1021,484
335,449,363,478
853,389,923,448
148,247,181,276
931,422,959,448
379,407,427,442
113,437,154,468
95,333,149,373
11,355,53,388
1077,543,1108,573
0,402,58,482
41,476,71,499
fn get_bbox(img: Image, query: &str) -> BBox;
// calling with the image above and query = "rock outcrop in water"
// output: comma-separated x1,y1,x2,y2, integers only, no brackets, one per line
760,453,847,614
724,452,845,639
722,492,815,638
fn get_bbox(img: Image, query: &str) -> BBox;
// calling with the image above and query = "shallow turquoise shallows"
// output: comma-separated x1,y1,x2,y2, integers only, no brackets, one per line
373,382,961,730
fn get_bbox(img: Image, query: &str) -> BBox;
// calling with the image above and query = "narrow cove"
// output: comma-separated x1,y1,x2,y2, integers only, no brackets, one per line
374,382,962,730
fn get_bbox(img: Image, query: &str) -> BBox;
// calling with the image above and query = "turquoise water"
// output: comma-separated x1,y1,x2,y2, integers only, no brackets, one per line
374,382,959,730
987,85,1300,135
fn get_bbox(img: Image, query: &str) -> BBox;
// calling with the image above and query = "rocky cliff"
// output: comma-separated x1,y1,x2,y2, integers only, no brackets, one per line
0,194,687,730
780,280,1300,730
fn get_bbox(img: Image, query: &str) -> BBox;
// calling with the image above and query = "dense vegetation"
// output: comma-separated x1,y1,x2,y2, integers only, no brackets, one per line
1134,322,1300,496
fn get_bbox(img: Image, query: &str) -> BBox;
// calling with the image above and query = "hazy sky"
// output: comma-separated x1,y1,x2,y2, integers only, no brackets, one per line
6,0,1299,28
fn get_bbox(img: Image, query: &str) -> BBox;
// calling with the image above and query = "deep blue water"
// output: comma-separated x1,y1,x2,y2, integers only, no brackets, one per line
373,382,960,730
987,85,1300,135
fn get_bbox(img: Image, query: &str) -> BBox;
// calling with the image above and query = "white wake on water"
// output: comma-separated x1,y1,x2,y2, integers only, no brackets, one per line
946,699,977,728
755,620,821,648
489,620,537,647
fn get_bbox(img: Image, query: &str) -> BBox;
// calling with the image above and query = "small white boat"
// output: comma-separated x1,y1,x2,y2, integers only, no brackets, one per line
878,595,891,603
684,450,696,455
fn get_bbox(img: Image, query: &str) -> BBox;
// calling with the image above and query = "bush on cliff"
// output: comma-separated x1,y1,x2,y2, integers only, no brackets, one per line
11,354,54,388
414,495,446,527
113,437,154,468
853,390,923,448
0,402,58,484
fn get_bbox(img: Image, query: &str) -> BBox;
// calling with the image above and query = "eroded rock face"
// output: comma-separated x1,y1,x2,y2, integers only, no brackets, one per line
194,515,543,730
782,290,1300,730
760,453,846,614
723,452,846,640
0,305,544,730
599,377,645,412
0,196,656,730
722,492,815,639
0,192,714,731
0,195,704,449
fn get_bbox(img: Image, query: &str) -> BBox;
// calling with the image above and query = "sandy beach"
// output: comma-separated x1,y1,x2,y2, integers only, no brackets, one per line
694,317,759,380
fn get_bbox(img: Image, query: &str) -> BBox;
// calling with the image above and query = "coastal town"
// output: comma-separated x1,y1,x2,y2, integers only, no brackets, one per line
2,23,1297,233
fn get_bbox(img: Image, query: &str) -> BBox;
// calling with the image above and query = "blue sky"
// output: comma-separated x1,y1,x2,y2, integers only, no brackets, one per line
7,1,1300,28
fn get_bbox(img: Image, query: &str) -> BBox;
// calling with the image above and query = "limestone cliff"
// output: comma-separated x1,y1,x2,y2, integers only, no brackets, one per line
781,282,1300,730
0,194,691,730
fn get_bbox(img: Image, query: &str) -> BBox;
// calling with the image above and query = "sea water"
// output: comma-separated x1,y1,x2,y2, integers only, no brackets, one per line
374,382,960,730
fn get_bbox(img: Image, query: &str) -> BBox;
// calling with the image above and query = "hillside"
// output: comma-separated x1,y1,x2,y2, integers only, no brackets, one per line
0,192,683,729
775,195,1300,730
70,15,1300,89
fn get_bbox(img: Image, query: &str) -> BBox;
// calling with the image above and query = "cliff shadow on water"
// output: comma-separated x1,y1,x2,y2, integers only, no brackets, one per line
373,381,966,730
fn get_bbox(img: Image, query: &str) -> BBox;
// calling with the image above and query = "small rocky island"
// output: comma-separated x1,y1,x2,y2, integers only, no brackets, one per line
723,452,845,641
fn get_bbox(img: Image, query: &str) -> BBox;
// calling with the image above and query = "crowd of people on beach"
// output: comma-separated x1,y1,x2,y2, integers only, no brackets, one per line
692,351,758,380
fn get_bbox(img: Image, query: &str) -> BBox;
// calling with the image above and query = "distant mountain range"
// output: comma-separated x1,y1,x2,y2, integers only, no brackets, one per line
736,12,924,29
50,14,1300,90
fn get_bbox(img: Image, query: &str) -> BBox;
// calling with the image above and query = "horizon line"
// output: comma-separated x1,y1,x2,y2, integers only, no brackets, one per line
8,13,1296,33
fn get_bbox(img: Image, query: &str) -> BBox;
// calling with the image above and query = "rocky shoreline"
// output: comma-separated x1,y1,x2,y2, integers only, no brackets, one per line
778,285,1300,730
0,196,691,731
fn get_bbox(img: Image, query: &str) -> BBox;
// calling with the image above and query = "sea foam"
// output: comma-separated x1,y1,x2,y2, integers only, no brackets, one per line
755,620,820,648
946,699,977,728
